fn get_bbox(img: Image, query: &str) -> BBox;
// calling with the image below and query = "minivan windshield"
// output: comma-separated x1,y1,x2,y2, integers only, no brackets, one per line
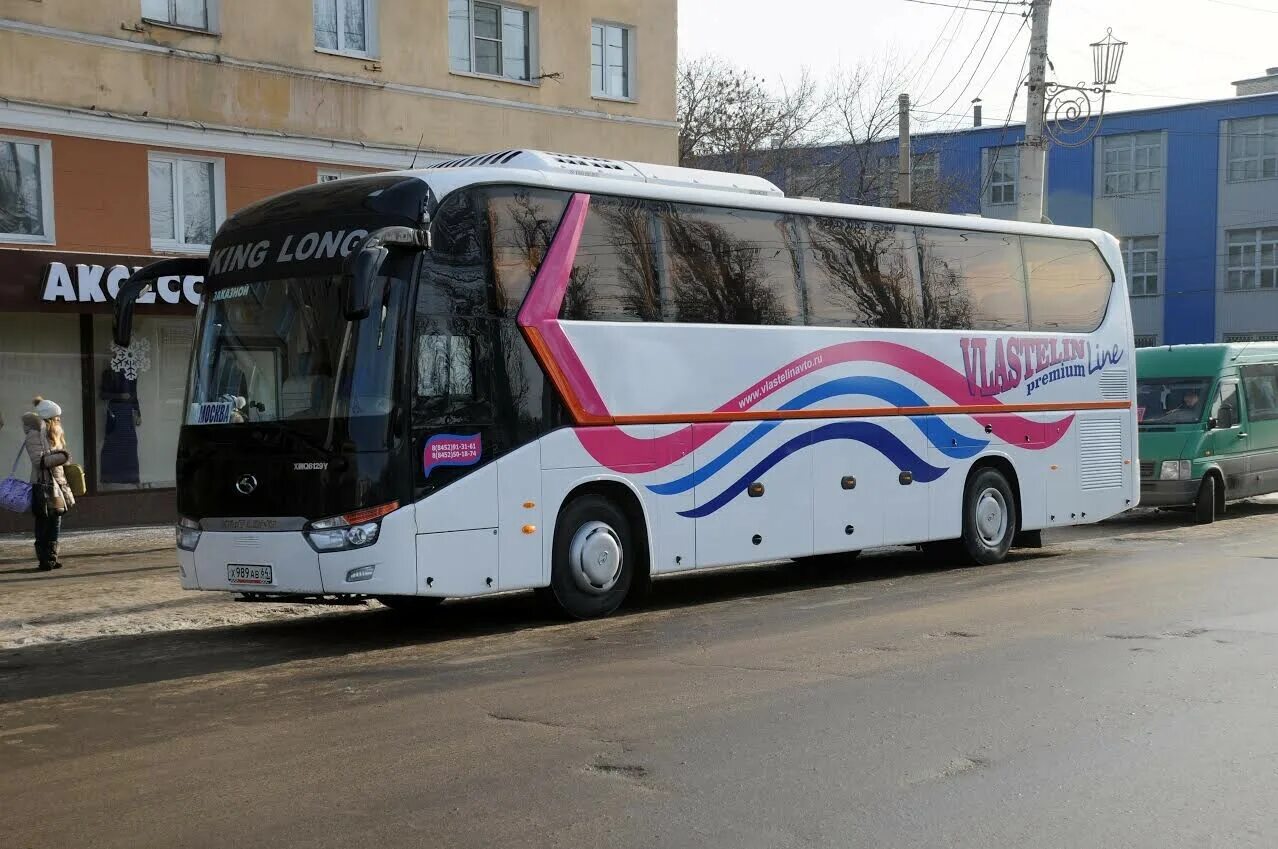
186,275,407,444
1137,377,1212,424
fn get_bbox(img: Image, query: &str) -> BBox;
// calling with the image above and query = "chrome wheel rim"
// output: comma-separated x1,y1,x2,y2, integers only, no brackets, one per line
975,487,1008,547
568,521,623,594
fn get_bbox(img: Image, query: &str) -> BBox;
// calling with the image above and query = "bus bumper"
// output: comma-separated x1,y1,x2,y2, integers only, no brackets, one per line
181,507,419,596
1139,479,1199,507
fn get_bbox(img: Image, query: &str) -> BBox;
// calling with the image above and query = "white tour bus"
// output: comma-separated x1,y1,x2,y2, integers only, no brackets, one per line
113,150,1138,619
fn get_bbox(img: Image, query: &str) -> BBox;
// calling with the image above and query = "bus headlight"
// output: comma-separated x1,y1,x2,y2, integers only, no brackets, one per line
304,502,397,552
176,517,202,551
1159,460,1192,480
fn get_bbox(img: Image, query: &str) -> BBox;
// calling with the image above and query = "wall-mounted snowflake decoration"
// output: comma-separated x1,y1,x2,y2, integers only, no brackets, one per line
109,337,152,380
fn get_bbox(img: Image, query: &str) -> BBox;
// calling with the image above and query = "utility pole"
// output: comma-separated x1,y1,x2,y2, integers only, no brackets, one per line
897,93,912,208
1018,0,1051,223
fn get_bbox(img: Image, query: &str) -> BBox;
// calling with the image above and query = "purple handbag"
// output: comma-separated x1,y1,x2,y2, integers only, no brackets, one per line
0,446,32,513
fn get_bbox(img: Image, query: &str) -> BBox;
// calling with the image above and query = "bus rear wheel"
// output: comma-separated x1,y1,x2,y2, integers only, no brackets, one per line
549,495,634,620
960,467,1018,565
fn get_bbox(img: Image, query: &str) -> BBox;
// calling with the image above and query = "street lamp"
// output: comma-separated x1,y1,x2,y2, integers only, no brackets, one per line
1043,28,1127,147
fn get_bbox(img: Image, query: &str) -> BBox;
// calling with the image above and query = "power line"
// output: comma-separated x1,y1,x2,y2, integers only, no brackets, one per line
901,0,970,95
901,0,1025,11
1207,0,1278,12
915,1,1007,109
932,3,1022,125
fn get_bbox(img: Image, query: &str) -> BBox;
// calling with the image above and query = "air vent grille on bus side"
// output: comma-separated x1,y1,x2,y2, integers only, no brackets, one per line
1099,369,1129,400
1079,418,1125,490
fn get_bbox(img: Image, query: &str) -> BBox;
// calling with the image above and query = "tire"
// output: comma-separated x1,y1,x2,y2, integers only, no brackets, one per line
960,467,1018,565
1194,476,1217,525
376,595,445,614
549,494,635,620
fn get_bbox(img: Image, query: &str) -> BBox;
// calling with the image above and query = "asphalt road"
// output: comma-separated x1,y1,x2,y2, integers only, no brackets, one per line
3,505,1278,849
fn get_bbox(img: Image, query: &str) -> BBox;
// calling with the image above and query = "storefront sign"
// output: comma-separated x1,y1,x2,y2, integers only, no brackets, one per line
0,248,199,315
40,261,203,306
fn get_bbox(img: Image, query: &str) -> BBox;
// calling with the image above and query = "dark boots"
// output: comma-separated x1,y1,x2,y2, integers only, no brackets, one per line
35,541,62,571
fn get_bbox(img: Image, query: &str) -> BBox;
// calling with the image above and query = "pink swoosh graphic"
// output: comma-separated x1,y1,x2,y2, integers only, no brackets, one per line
576,341,1073,471
517,194,1073,473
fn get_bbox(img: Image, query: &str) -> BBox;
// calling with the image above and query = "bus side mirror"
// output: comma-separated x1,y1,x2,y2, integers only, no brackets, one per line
343,226,430,321
1217,405,1235,430
113,257,208,347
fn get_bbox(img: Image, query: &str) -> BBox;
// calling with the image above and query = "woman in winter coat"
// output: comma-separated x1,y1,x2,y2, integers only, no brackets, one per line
23,397,75,571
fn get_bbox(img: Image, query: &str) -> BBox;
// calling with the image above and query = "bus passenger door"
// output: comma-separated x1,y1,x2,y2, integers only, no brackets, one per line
411,315,501,595
692,422,813,567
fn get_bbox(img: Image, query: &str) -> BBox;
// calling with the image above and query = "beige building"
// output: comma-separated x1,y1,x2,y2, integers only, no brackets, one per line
0,0,677,162
0,0,677,531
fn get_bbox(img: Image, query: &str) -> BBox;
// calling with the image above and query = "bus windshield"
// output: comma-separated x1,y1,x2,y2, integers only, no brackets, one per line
187,275,408,445
1137,377,1212,424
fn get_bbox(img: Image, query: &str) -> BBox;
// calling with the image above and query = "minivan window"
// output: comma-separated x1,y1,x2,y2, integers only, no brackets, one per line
1211,381,1239,426
1137,377,1211,424
1241,365,1278,422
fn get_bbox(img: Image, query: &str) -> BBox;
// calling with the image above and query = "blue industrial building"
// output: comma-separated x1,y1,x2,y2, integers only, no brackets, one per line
810,68,1278,346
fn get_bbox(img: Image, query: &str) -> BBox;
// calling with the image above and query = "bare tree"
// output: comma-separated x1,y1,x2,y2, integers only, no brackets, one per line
678,55,971,213
677,57,832,197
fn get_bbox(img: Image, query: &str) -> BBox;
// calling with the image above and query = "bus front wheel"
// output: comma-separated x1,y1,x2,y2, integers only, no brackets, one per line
549,495,634,620
961,467,1018,565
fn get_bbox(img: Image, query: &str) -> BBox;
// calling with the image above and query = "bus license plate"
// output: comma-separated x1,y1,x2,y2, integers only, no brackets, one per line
228,564,273,585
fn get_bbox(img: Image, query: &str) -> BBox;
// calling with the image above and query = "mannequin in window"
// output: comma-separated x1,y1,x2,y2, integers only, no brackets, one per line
99,366,140,484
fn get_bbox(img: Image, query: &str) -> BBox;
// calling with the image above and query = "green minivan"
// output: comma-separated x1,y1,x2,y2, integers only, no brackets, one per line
1137,343,1278,523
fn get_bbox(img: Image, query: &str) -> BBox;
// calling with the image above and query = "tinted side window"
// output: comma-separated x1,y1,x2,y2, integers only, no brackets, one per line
563,195,664,321
420,188,488,317
804,217,922,328
486,187,570,317
1022,236,1113,332
1242,365,1278,422
916,228,1028,330
660,203,802,325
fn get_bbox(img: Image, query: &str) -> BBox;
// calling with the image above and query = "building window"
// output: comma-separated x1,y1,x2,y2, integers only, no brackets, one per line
314,0,374,56
877,153,938,205
142,0,213,31
985,146,1017,206
449,0,533,82
1225,332,1278,342
148,153,223,252
1134,335,1158,348
0,136,54,243
1226,227,1278,291
1122,235,1160,296
1102,132,1161,195
92,316,195,490
591,22,633,99
1227,115,1278,182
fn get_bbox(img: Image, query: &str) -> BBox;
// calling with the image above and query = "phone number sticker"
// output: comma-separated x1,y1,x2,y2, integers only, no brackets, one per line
423,433,482,478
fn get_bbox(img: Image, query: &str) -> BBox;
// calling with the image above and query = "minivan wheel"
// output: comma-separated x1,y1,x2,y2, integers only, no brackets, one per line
1194,475,1217,524
549,495,634,620
960,468,1018,565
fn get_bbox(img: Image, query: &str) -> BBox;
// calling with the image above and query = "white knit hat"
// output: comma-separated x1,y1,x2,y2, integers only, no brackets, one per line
34,399,62,419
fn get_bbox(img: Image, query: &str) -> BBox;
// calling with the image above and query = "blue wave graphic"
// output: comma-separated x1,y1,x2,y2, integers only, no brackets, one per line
648,376,985,496
678,421,950,519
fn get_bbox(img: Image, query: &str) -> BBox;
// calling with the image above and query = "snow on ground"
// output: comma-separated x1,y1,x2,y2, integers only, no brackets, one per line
0,525,369,649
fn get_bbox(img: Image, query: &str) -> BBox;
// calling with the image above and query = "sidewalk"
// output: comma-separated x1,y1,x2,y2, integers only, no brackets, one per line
0,525,366,649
